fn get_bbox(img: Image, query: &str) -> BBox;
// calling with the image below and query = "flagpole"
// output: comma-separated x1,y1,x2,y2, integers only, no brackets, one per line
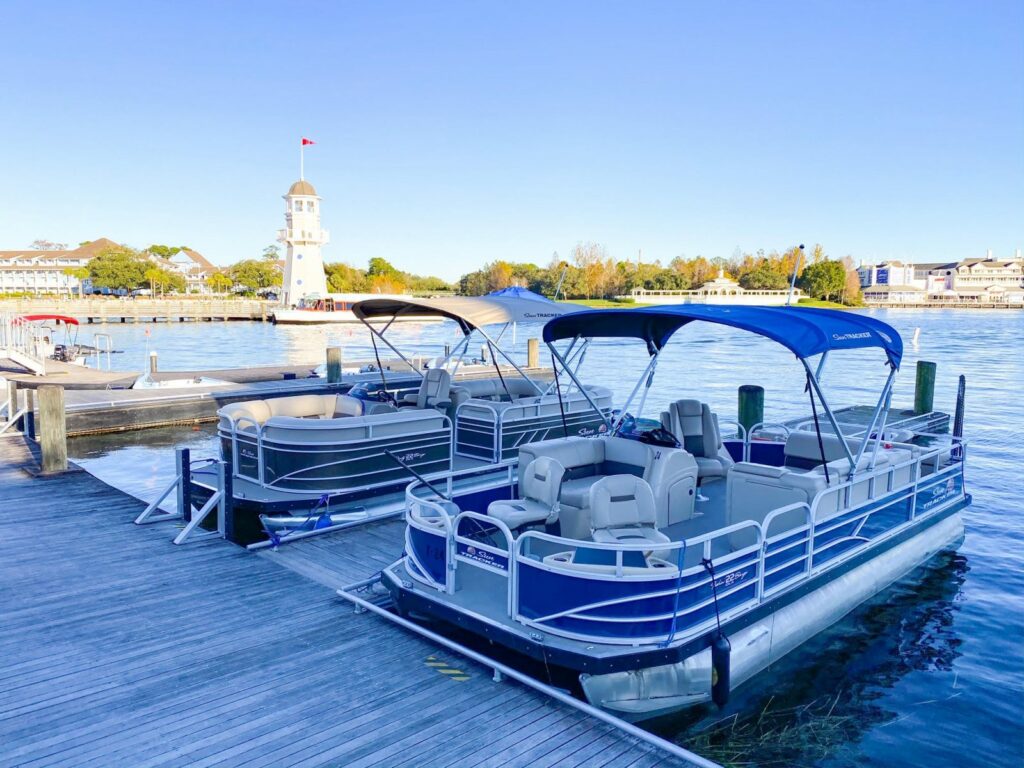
300,140,304,180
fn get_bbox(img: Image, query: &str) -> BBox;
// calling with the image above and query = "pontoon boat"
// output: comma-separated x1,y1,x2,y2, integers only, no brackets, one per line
211,293,612,543
381,305,970,720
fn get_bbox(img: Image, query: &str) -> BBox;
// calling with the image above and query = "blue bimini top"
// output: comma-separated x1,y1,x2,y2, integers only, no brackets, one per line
542,305,903,369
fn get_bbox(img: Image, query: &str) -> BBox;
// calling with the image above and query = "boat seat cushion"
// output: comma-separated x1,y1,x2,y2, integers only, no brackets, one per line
403,368,452,409
661,399,734,481
267,394,336,420
590,474,658,530
219,399,273,428
487,498,554,530
333,395,364,417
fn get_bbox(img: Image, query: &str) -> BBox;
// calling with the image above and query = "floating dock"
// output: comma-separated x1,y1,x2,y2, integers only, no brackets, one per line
0,435,712,767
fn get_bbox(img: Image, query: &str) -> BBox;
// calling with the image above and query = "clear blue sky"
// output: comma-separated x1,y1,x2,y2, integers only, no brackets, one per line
1,1,1021,279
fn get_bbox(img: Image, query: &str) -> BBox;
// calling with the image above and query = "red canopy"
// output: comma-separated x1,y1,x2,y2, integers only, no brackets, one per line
16,314,80,326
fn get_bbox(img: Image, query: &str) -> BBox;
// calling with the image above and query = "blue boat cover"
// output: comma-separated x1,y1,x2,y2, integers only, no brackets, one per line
488,286,553,302
542,305,903,368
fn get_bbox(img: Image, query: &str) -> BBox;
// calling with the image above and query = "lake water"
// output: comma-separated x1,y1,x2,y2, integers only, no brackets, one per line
66,309,1023,767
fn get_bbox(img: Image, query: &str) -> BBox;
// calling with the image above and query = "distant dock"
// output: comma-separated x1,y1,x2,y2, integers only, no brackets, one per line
0,434,710,767
0,297,271,323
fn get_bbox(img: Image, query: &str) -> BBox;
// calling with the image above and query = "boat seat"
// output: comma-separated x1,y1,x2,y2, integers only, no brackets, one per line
402,368,452,410
487,457,564,530
589,474,671,559
661,399,734,482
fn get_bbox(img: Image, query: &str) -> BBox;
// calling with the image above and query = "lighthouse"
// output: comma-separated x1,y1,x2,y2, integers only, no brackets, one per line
278,179,329,306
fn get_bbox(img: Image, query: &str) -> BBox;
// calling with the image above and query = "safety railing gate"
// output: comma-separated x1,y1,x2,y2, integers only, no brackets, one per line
134,447,233,545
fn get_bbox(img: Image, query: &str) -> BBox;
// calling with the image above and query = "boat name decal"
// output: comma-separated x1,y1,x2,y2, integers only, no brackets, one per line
831,332,872,342
396,451,426,463
458,543,508,571
714,569,749,589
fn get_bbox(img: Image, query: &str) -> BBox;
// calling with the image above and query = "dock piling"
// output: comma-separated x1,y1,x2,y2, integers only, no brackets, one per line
914,360,937,415
326,347,343,384
149,351,158,374
527,338,539,369
738,384,765,435
38,385,67,474
24,388,35,440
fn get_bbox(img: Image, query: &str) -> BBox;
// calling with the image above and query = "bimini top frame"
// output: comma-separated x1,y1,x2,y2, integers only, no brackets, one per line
543,305,905,477
353,295,587,394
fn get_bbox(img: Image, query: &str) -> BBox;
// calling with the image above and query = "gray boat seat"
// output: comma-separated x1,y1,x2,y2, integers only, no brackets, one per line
402,368,452,409
487,456,564,530
660,399,734,482
589,474,671,559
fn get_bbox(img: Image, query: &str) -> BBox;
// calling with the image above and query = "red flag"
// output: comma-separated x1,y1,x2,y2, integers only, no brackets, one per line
301,138,315,146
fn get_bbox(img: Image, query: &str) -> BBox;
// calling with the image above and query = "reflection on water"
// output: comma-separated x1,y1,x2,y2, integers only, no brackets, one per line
67,310,1024,767
651,552,969,767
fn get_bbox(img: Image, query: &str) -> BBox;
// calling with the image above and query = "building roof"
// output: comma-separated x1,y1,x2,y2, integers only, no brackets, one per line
287,180,318,196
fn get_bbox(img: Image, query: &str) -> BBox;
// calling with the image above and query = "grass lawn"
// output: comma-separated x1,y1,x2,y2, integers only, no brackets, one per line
796,297,857,309
557,298,636,308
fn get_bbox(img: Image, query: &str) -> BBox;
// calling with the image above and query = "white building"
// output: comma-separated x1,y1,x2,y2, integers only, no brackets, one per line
0,238,118,295
278,179,329,306
631,270,800,306
144,248,221,294
860,250,1024,305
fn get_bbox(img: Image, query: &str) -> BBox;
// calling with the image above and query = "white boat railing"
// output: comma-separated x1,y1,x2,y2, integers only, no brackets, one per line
403,434,968,647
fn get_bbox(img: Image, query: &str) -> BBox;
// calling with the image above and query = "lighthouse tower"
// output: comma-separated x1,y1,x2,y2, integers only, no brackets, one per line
278,179,329,306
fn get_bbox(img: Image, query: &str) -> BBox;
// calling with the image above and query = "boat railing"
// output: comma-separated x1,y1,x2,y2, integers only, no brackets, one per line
223,411,454,494
510,524,764,645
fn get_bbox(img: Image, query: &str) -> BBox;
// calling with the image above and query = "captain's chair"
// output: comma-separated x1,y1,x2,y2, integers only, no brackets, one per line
402,368,452,410
589,475,671,558
661,399,735,482
487,457,564,531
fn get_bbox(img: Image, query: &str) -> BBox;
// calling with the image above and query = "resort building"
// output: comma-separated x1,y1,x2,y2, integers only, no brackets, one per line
0,238,119,295
0,238,222,296
630,270,800,306
859,250,1024,305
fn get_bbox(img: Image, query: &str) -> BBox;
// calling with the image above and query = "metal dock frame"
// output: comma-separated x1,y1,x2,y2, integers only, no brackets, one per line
337,576,723,768
134,447,233,545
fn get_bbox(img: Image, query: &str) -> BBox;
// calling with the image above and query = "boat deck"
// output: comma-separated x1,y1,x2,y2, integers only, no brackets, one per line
0,435,694,767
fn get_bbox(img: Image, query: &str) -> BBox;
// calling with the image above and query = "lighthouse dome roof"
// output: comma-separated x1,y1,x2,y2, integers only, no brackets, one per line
287,179,318,196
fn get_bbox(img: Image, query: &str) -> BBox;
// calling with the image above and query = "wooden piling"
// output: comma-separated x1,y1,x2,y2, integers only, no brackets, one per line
738,384,765,436
527,338,540,369
326,347,343,384
149,351,158,374
914,360,937,415
38,385,67,474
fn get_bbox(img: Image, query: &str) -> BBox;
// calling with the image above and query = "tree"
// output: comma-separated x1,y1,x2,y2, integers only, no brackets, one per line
29,239,67,251
205,272,233,293
798,260,847,301
739,261,789,290
62,266,90,298
147,244,183,259
228,259,282,293
324,262,368,293
87,246,149,291
261,244,281,262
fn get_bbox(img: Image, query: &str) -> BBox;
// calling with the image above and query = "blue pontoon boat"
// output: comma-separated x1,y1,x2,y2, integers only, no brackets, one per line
380,306,970,719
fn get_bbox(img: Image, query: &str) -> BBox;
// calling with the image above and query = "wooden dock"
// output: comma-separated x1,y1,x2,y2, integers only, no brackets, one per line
0,435,698,767
0,298,271,323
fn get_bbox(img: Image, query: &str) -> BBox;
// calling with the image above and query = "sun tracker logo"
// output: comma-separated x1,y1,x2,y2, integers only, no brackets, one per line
831,332,872,341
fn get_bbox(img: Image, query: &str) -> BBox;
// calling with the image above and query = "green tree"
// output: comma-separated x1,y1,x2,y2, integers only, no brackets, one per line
205,272,233,293
739,261,789,290
261,244,281,262
62,266,90,298
798,260,847,301
87,246,149,291
147,244,183,259
228,259,282,293
324,262,368,293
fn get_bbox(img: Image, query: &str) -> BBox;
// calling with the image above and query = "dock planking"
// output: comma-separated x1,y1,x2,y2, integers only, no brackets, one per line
0,436,694,767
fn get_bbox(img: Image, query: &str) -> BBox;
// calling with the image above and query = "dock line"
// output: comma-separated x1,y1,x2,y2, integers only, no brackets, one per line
337,577,723,768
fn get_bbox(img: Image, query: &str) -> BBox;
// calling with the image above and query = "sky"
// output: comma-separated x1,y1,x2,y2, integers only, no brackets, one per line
1,1,1021,280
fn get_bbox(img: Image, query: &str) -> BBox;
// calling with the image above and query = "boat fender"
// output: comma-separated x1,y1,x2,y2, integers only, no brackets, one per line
710,631,731,708
701,557,732,708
